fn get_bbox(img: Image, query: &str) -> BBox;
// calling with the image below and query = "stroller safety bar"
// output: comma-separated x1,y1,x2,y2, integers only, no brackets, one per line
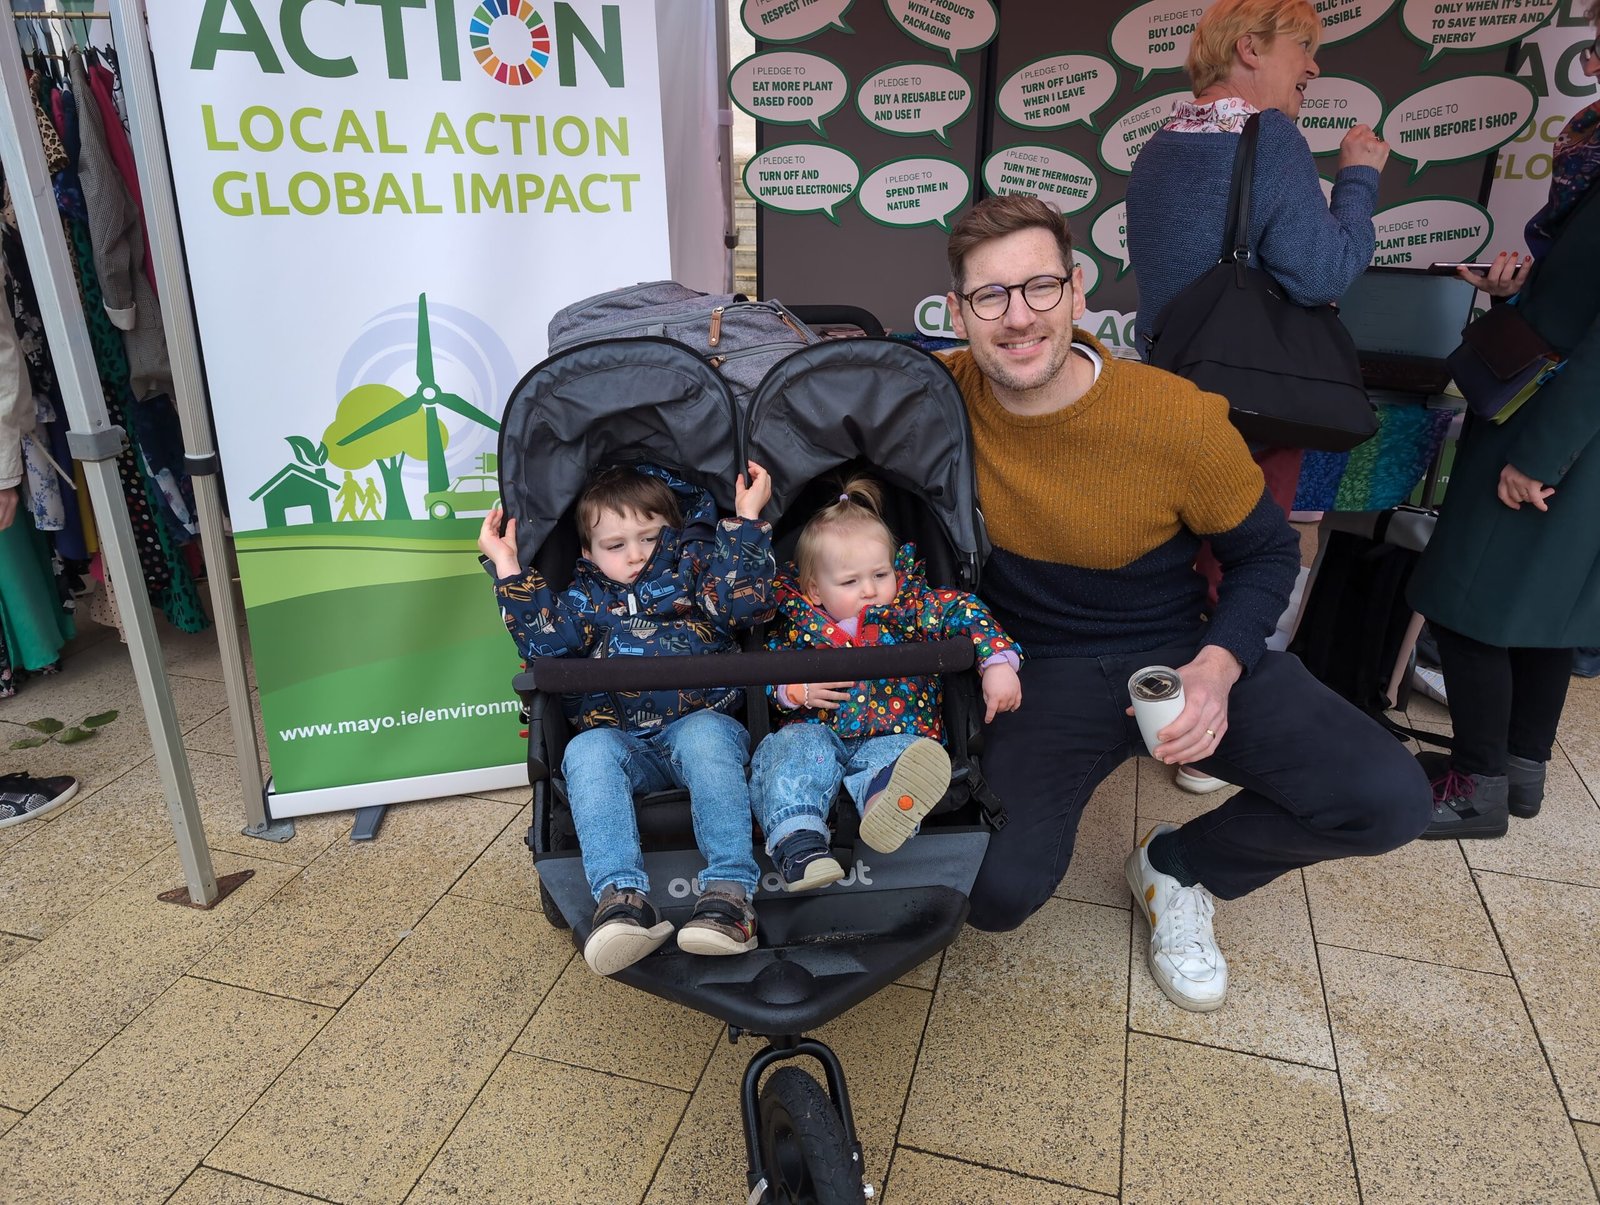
512,638,976,699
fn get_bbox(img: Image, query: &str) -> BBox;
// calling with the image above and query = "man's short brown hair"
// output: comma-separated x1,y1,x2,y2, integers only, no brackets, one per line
946,194,1075,293
575,465,682,548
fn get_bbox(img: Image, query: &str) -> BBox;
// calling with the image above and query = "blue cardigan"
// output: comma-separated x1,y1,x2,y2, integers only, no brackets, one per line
1125,108,1380,353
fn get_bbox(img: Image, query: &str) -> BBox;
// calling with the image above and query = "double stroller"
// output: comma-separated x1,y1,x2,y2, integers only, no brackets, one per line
496,328,1005,1203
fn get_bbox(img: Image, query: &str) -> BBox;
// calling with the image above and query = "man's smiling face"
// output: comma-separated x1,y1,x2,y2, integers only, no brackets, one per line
947,226,1085,403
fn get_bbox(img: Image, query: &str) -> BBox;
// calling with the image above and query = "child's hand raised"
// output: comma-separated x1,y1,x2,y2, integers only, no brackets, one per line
981,662,1022,723
477,506,521,578
736,460,773,520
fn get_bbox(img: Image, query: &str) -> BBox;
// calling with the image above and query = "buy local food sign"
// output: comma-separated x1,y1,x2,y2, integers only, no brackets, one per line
148,0,670,815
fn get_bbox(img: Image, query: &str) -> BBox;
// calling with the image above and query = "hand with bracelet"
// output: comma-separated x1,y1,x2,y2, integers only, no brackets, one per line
780,680,855,711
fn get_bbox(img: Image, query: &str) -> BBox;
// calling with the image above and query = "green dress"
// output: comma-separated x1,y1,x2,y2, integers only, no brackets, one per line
0,514,74,672
1407,191,1600,648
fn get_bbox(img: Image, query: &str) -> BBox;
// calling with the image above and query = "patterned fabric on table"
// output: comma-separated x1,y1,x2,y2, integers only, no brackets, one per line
1295,403,1456,512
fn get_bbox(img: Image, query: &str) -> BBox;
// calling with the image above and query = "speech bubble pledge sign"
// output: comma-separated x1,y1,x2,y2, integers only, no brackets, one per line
859,156,971,229
1296,76,1386,155
741,0,855,43
856,63,974,143
1381,75,1535,180
883,0,998,62
1110,0,1208,84
1401,0,1558,63
997,55,1120,132
1370,197,1492,267
1099,91,1187,175
1091,200,1132,277
1315,0,1400,46
744,143,861,224
731,52,848,134
983,145,1101,215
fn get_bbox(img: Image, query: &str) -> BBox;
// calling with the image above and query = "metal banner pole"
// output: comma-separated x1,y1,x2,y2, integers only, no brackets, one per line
0,16,218,903
104,0,283,840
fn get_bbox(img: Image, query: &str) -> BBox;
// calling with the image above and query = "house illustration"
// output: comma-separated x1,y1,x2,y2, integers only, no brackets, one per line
249,463,340,529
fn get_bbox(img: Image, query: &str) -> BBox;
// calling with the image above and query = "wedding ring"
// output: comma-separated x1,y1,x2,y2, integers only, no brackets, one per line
1205,728,1216,738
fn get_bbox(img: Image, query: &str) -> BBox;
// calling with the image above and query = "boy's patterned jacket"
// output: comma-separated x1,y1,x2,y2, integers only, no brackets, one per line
767,542,1020,742
492,465,776,733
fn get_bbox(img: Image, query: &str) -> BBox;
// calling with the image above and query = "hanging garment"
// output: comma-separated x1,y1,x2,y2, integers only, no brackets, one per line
28,85,66,175
22,394,66,531
43,403,87,559
0,510,74,672
37,80,188,618
0,256,31,497
86,59,154,292
69,49,170,401
63,217,205,633
0,609,14,698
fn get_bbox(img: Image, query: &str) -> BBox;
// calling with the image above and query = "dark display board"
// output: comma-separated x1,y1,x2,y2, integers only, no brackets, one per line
739,0,1555,354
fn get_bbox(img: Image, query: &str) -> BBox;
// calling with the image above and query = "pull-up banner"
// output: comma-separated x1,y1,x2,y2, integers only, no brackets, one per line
147,1,671,816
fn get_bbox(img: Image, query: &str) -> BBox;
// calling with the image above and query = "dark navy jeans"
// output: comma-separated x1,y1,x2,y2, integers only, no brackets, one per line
969,644,1432,931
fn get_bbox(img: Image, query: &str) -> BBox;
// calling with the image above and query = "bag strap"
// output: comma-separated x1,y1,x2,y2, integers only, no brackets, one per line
1220,111,1262,265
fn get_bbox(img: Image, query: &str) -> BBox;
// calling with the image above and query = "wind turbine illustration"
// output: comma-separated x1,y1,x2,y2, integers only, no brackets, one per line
337,293,501,496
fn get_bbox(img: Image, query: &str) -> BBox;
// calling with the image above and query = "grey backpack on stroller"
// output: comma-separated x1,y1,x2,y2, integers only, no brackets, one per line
546,280,818,405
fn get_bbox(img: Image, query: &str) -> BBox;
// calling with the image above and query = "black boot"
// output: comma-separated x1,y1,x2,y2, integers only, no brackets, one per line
1506,754,1546,819
1417,752,1509,840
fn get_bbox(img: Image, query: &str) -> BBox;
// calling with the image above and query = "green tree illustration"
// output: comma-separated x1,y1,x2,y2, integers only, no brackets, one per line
321,384,441,522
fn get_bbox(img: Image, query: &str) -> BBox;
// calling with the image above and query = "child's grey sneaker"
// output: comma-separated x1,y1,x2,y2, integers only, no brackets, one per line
0,774,78,829
676,888,758,956
858,738,950,854
583,888,675,976
772,830,845,892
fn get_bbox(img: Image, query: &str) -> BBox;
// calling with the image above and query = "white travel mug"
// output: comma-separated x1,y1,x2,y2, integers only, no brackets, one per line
1128,666,1185,758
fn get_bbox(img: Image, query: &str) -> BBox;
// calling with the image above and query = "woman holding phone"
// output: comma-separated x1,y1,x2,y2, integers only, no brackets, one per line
1407,14,1600,839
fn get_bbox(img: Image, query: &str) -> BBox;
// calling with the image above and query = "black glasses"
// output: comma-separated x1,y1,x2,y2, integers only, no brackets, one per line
956,274,1070,321
1586,37,1600,57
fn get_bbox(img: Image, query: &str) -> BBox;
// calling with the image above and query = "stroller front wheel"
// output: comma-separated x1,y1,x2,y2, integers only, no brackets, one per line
758,1066,865,1204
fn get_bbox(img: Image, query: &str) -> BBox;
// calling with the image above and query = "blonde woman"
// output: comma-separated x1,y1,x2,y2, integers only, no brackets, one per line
1126,0,1389,794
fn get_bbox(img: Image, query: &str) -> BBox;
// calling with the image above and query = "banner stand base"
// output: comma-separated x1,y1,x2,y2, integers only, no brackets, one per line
262,765,530,823
243,817,298,843
242,781,296,843
351,806,388,843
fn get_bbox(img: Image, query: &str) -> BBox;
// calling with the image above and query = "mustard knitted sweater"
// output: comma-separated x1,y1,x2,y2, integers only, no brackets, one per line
945,336,1299,671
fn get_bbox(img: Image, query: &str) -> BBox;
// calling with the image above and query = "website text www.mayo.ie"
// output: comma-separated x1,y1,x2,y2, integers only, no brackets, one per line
277,700,520,742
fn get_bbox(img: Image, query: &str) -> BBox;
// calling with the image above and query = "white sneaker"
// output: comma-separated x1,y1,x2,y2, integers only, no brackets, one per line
1174,765,1230,794
1125,824,1229,1012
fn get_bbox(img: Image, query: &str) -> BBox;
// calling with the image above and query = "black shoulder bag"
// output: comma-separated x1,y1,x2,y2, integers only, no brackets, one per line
1148,112,1378,452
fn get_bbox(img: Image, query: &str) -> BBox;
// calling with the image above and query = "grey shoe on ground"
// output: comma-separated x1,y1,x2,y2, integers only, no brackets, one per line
1417,752,1508,840
1506,754,1545,819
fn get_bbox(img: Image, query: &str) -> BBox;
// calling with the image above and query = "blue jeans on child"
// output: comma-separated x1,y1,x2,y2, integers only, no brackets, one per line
560,708,761,900
750,722,922,854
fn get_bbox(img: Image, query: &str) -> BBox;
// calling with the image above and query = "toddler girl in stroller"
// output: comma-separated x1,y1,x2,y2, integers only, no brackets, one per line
756,474,1022,889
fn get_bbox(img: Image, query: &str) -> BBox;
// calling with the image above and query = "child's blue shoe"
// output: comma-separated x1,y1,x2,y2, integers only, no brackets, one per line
772,830,845,892
858,738,950,854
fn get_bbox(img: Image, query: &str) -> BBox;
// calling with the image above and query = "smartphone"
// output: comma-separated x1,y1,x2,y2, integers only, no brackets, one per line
1427,262,1493,275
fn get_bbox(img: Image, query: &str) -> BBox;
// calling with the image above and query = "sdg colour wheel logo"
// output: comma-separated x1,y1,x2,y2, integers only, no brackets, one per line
469,0,552,85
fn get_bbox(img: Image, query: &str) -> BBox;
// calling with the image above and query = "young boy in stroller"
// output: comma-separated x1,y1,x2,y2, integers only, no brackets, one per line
477,460,778,976
756,474,1022,889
